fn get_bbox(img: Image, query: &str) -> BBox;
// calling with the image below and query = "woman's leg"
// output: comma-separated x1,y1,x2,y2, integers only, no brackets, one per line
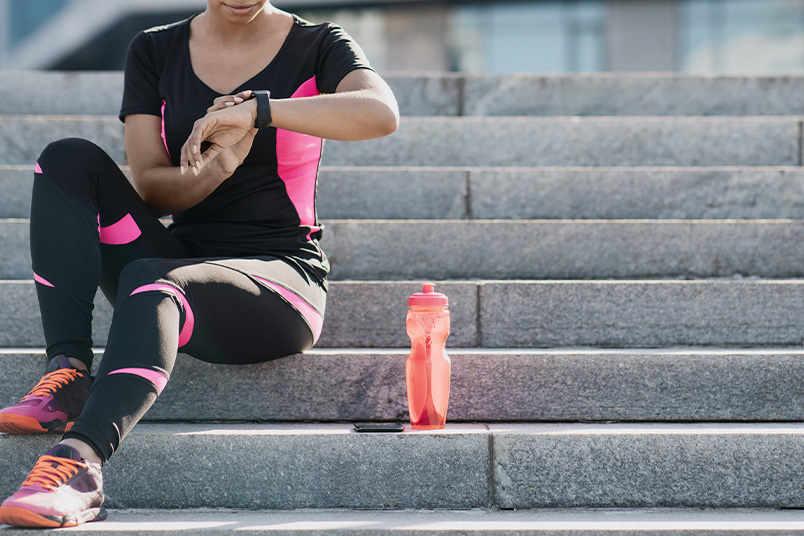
0,138,190,434
31,137,190,366
64,255,326,463
0,259,324,529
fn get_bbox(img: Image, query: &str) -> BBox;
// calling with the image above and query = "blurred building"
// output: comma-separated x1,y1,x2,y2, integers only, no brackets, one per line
0,0,803,73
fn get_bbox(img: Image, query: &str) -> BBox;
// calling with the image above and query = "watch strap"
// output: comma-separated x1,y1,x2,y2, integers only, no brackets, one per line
252,90,272,128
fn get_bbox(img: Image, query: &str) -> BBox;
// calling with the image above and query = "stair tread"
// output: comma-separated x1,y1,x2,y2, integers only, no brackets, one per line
6,507,804,534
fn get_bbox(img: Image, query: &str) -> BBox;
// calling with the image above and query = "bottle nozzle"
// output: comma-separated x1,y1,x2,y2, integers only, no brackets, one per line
409,283,449,307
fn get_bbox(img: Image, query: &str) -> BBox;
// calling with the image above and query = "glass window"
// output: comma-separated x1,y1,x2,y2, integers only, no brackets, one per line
681,0,804,72
450,1,605,73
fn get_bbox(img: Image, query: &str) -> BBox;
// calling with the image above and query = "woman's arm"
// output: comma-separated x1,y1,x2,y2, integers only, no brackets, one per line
271,68,400,141
181,68,399,174
125,113,256,216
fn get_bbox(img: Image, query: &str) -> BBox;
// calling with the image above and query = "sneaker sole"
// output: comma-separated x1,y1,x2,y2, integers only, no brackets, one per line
0,414,73,434
0,505,107,527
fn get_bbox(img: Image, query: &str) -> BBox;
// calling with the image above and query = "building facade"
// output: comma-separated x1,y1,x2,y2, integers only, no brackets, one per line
1,0,803,73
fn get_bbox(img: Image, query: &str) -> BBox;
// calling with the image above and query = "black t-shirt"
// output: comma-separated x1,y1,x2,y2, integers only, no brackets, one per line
120,13,374,283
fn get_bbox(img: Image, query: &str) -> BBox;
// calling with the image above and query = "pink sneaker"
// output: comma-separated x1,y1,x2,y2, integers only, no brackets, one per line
0,355,91,434
0,444,106,527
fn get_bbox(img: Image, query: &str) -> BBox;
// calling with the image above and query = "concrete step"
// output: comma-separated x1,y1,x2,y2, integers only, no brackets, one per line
6,165,804,220
4,508,804,534
3,72,804,117
322,219,804,280
1,116,800,167
463,73,804,117
1,280,804,348
5,423,804,509
4,348,804,423
5,218,804,280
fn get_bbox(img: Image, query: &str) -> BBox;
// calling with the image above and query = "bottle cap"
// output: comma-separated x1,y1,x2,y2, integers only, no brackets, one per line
409,282,448,307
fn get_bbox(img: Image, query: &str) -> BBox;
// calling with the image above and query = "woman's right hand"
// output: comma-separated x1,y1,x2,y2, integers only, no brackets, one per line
209,127,257,177
180,91,259,175
200,91,257,176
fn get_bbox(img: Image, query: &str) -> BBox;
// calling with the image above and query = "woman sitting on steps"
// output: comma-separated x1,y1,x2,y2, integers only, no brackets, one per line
0,0,398,527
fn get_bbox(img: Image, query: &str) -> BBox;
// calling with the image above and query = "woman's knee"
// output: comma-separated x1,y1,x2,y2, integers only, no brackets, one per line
39,137,102,163
37,138,113,179
116,258,178,298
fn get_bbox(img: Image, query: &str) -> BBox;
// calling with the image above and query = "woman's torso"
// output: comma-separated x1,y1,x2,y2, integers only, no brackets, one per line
120,13,373,283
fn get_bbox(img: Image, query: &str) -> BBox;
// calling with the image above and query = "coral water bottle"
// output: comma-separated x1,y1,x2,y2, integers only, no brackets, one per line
405,283,451,430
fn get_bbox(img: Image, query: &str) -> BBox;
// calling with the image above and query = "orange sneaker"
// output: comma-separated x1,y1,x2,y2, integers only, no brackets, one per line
0,355,91,434
0,444,106,527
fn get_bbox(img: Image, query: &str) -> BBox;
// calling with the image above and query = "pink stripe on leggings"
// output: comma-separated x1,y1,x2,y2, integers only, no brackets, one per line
107,367,169,395
253,276,323,344
33,272,54,288
130,283,194,347
100,214,141,245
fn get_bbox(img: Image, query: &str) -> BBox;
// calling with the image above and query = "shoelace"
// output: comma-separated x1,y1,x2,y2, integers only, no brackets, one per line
21,455,86,491
23,368,84,399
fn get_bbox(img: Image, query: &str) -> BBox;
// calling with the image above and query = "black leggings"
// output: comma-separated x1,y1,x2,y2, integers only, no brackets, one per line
32,138,326,463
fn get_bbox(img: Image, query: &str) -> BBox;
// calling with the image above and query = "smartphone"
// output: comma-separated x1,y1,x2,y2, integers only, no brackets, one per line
353,422,405,433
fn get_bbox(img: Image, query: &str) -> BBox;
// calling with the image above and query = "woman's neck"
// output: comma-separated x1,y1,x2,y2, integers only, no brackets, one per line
197,4,286,44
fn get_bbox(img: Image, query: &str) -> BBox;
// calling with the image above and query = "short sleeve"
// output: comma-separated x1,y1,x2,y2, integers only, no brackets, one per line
315,24,375,94
119,31,162,122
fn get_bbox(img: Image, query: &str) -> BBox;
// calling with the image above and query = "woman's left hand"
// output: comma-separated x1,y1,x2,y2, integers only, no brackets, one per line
180,92,258,175
206,90,253,113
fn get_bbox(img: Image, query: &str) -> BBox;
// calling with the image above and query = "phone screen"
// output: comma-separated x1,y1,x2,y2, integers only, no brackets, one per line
353,423,405,433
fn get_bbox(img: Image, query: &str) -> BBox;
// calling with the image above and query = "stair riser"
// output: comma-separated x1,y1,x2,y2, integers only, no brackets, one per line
0,425,489,510
7,166,804,220
493,424,804,509
323,220,804,279
325,117,802,167
4,350,804,422
465,75,804,117
4,220,804,280
2,281,804,348
3,72,804,117
478,281,804,347
2,117,800,167
4,424,804,509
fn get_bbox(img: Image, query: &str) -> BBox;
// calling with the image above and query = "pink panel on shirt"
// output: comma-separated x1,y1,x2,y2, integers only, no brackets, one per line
275,77,322,230
99,213,141,245
161,100,170,157
253,276,323,344
34,162,43,174
107,367,169,395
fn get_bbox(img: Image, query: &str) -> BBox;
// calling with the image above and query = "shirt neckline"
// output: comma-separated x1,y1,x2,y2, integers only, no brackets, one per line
184,13,300,97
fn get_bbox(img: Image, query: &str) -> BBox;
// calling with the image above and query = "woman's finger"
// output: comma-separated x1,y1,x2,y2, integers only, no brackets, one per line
181,118,205,174
196,145,222,174
207,96,244,113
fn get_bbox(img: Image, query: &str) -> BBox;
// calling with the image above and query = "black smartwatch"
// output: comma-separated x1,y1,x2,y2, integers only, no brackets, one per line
251,90,272,128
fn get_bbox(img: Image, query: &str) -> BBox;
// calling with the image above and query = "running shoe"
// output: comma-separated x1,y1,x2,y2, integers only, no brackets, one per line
0,444,106,527
0,354,91,434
